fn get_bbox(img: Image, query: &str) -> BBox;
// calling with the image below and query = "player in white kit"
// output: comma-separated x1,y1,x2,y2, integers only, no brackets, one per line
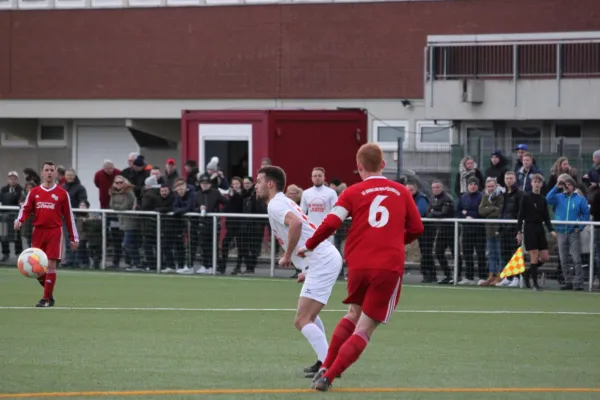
256,166,343,378
301,167,339,245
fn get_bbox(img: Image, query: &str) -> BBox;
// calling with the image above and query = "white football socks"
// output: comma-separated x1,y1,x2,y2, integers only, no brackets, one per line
314,315,326,335
301,323,329,362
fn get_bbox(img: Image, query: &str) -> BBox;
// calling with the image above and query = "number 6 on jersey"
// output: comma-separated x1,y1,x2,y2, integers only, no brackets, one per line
368,195,389,228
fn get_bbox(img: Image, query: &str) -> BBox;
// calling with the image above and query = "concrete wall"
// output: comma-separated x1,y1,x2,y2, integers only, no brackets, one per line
425,79,600,121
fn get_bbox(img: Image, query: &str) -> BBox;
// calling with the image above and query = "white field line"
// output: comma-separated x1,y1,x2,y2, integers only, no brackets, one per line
0,306,598,315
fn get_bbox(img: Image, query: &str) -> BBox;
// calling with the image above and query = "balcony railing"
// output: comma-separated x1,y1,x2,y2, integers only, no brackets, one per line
426,32,600,80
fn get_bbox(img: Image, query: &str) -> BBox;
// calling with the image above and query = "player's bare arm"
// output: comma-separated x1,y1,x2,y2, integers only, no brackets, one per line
279,212,303,267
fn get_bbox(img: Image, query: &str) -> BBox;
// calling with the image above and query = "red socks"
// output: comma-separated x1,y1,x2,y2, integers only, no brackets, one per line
42,272,57,300
322,316,356,369
324,331,370,383
36,273,46,288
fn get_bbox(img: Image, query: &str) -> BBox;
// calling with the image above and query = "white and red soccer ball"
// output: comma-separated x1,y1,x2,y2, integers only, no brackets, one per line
17,248,48,278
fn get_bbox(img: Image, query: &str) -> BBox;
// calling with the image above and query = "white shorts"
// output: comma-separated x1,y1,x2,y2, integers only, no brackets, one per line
299,250,343,305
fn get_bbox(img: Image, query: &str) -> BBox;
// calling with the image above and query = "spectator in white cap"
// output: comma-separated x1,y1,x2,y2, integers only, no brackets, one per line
0,171,23,262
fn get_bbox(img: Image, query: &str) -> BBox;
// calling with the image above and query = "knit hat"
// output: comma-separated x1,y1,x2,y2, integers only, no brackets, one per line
206,157,219,171
133,155,146,167
467,177,480,186
144,176,158,187
491,150,503,157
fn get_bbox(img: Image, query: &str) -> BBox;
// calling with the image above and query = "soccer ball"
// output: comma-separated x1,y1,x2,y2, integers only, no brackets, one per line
17,248,48,278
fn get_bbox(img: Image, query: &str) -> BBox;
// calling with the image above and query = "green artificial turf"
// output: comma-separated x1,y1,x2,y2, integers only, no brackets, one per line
0,268,598,400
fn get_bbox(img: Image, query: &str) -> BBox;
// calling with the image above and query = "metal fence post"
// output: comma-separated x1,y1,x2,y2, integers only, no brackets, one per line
101,211,107,270
270,228,276,277
212,215,218,275
156,214,161,273
187,219,192,269
453,220,459,285
589,225,595,292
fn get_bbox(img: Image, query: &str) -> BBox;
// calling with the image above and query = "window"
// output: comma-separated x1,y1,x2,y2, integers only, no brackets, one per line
37,121,67,147
511,126,541,154
372,120,409,150
416,120,452,151
0,132,30,148
555,124,581,158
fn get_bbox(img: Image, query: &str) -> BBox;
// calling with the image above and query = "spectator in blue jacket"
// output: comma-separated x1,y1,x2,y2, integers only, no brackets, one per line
456,177,486,285
407,182,433,283
516,152,544,193
407,182,429,217
546,174,590,290
170,179,197,274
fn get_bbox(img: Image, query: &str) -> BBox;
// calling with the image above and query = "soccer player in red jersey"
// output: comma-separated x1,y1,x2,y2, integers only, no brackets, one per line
14,161,79,308
297,143,424,391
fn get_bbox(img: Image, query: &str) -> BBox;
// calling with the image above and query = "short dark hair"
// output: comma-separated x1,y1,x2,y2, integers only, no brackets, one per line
41,161,56,170
258,166,286,192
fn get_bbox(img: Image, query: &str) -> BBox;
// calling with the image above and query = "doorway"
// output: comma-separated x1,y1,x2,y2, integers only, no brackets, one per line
198,124,253,177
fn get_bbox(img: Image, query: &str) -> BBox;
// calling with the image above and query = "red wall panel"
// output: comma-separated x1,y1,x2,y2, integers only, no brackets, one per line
0,13,11,97
2,0,600,99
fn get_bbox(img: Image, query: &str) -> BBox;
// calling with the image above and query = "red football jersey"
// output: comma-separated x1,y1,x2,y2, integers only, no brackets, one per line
306,176,423,273
17,184,79,243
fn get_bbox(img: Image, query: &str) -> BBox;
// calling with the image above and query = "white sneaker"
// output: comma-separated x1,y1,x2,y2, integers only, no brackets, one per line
176,267,194,275
161,268,175,273
195,266,207,274
508,277,521,287
458,278,476,285
496,278,511,287
205,267,213,275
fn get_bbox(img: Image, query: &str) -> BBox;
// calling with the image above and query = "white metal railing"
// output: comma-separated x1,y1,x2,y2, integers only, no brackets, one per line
0,205,597,291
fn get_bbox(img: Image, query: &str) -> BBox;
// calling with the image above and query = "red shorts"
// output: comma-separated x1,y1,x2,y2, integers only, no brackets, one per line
344,269,403,324
31,227,63,261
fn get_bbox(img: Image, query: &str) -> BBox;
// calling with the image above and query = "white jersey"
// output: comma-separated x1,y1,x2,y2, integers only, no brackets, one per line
268,192,338,271
301,185,338,243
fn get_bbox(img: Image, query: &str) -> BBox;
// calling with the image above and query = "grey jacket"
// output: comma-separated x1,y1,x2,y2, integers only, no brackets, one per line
109,187,138,231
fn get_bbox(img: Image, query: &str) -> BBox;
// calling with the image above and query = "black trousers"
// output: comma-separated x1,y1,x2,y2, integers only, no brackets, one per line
419,223,436,280
220,220,243,272
1,231,23,256
434,226,461,277
461,227,487,280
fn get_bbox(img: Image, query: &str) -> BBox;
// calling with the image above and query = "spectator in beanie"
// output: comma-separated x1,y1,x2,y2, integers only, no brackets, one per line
485,150,509,188
205,156,229,191
94,160,121,209
128,155,152,201
193,174,229,274
164,158,180,188
455,156,485,197
184,160,199,187
456,177,486,285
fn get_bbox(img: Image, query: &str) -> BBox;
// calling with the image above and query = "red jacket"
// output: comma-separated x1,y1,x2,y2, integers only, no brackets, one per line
94,168,121,209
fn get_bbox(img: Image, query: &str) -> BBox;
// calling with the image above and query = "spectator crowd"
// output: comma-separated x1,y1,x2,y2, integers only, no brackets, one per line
1,145,600,290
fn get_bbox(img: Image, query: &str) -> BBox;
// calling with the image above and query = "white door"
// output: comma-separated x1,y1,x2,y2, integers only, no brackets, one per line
198,124,252,175
75,126,139,209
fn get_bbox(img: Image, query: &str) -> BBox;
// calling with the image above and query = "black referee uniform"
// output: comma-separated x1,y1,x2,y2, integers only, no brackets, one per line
517,191,554,289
